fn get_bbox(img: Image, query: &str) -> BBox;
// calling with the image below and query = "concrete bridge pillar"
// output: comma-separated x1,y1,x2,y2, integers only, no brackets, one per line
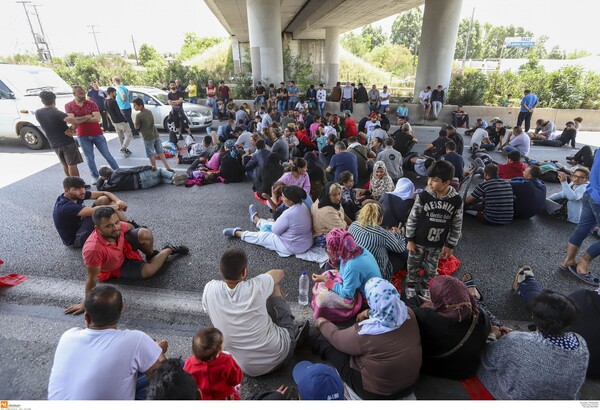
324,27,341,87
246,0,284,84
414,0,463,98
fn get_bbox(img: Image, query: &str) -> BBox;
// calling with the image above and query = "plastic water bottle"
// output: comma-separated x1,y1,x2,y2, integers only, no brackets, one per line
298,272,309,306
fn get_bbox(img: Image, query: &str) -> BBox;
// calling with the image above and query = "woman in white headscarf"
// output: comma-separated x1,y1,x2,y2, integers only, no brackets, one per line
379,178,416,228
314,277,422,399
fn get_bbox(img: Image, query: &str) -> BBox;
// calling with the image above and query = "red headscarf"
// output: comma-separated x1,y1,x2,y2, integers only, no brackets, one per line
325,228,363,267
429,276,478,322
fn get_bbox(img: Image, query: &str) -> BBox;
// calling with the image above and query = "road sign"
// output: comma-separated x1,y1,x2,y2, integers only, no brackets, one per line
504,36,536,47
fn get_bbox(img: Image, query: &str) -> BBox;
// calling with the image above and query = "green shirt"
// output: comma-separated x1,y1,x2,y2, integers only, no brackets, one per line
135,108,159,141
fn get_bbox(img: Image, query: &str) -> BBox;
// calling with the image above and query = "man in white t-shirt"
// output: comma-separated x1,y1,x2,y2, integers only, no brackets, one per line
470,127,495,152
316,83,327,117
202,248,308,377
379,85,391,114
48,285,166,400
418,86,432,120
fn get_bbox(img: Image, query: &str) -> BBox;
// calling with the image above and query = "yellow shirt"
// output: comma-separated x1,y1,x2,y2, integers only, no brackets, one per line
186,84,197,97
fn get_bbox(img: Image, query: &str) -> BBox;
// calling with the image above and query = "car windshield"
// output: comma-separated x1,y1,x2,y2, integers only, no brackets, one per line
12,69,73,96
149,91,169,105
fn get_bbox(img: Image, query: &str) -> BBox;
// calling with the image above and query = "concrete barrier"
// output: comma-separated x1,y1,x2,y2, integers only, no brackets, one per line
207,99,600,131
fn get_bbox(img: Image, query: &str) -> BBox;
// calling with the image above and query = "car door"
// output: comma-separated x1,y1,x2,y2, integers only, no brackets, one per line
0,79,19,136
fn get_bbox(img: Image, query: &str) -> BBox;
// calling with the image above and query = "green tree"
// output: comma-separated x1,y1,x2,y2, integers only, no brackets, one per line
138,43,163,66
454,19,483,59
567,49,592,59
282,47,315,92
341,25,387,57
482,24,534,58
178,33,223,61
340,32,368,57
447,69,488,105
547,45,566,60
362,25,387,51
390,7,423,54
365,44,413,78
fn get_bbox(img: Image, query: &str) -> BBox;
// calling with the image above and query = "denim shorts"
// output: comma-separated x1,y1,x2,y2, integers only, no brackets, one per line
143,138,164,158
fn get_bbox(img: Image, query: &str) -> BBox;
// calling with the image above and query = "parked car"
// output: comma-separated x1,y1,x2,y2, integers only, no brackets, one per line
0,64,73,149
128,86,213,131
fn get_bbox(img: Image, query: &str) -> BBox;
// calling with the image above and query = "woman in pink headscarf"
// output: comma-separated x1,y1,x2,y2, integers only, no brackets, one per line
405,275,490,380
312,228,382,299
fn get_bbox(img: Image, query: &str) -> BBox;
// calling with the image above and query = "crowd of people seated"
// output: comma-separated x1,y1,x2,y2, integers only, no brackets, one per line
47,91,600,401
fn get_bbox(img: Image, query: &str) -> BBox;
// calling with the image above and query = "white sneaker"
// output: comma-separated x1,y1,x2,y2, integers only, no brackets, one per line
92,178,98,185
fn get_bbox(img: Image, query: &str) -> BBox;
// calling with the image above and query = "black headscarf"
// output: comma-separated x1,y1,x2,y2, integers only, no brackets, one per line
281,185,306,204
318,181,341,210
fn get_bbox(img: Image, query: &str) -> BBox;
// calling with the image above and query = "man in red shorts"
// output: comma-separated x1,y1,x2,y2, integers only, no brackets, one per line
64,207,189,315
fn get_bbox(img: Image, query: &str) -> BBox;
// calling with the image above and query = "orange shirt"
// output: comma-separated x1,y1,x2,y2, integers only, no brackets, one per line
83,222,139,281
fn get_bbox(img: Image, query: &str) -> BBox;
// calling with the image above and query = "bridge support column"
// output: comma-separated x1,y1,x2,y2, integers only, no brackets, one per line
414,0,463,98
247,0,284,84
324,27,340,87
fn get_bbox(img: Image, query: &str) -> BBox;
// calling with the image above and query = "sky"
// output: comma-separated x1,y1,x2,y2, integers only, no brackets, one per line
0,0,598,58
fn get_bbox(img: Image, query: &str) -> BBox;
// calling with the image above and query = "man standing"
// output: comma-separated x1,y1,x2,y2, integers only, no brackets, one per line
133,97,173,172
341,81,354,113
379,85,390,114
36,91,83,177
48,285,167,399
87,81,112,132
65,86,120,185
206,80,218,120
167,81,193,139
517,89,539,133
202,248,307,377
53,176,128,248
185,79,197,104
218,80,230,110
105,87,133,157
368,84,380,114
64,206,189,315
111,76,138,137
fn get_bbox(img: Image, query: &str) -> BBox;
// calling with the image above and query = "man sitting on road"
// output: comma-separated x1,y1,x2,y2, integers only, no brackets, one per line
510,165,547,219
64,207,188,315
528,119,557,141
464,118,488,137
48,285,168,400
465,164,514,225
97,166,188,191
202,248,308,377
53,176,129,248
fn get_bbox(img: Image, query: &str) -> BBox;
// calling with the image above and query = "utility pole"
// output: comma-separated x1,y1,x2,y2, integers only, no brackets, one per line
17,1,43,61
87,24,101,55
131,35,138,65
462,7,475,73
32,3,52,61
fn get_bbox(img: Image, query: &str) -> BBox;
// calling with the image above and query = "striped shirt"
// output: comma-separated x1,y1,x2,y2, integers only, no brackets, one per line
470,178,514,224
348,222,406,279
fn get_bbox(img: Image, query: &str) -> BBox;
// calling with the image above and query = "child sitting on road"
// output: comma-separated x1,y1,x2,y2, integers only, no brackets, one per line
183,327,243,400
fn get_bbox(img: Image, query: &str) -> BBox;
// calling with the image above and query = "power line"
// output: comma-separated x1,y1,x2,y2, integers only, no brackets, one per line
87,24,101,55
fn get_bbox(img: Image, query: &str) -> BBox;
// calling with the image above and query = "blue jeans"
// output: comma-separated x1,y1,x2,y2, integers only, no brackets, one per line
502,145,519,154
139,168,173,188
516,276,542,307
78,135,119,179
288,98,298,111
569,192,600,258
318,101,325,116
254,96,265,107
277,100,287,113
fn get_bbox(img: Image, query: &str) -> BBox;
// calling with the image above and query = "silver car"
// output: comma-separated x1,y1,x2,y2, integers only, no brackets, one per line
128,86,213,130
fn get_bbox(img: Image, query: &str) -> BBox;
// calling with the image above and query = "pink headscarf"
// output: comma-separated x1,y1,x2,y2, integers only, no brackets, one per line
429,276,478,322
326,228,363,266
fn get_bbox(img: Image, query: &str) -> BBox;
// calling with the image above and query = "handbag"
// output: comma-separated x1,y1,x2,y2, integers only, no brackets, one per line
311,269,363,323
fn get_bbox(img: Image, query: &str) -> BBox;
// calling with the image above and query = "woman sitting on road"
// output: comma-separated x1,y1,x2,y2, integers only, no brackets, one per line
545,167,590,224
405,275,490,380
276,158,311,201
314,277,421,400
368,161,395,201
253,153,284,202
222,185,312,257
348,203,407,280
219,140,245,183
311,182,350,247
379,177,415,228
312,228,381,300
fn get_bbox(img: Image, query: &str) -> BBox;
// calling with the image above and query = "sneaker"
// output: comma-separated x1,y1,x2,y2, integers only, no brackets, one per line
223,227,241,237
512,265,534,291
92,178,99,185
249,204,257,224
129,219,147,229
162,243,189,256
173,174,188,186
146,249,160,262
124,148,132,157
405,286,417,299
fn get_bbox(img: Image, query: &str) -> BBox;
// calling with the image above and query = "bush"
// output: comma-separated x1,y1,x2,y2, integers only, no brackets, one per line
448,69,488,105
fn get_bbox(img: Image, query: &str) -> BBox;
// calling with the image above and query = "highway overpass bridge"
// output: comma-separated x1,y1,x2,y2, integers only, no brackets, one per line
204,0,463,94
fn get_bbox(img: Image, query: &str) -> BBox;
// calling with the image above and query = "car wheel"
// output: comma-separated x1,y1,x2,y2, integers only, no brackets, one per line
20,126,48,150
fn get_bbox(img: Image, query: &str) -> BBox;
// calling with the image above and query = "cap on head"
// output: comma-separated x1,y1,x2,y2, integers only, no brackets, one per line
292,361,344,400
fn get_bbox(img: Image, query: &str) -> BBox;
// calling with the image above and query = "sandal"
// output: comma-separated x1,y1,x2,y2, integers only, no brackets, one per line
567,265,600,285
460,273,483,301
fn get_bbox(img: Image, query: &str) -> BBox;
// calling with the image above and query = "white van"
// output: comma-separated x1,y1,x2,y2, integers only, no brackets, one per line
0,64,73,149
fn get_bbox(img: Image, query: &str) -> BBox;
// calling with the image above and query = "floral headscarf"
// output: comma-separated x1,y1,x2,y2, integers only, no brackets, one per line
358,278,410,336
370,161,395,200
325,228,363,266
429,276,478,322
224,139,238,158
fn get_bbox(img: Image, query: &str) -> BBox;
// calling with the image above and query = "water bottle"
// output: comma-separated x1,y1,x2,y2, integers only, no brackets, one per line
298,272,309,306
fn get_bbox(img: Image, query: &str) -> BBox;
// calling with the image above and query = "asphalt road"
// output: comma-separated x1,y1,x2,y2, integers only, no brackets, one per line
1,123,599,400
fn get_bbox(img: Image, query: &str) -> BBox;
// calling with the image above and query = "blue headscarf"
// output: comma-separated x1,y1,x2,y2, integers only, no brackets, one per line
358,278,410,336
224,139,238,158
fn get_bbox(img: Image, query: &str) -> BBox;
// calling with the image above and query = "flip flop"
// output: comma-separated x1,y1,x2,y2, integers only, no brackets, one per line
460,273,483,301
567,265,600,285
559,264,574,272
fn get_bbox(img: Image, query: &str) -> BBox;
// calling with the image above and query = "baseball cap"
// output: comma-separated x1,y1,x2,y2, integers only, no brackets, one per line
292,361,344,400
343,110,352,116
369,112,378,118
